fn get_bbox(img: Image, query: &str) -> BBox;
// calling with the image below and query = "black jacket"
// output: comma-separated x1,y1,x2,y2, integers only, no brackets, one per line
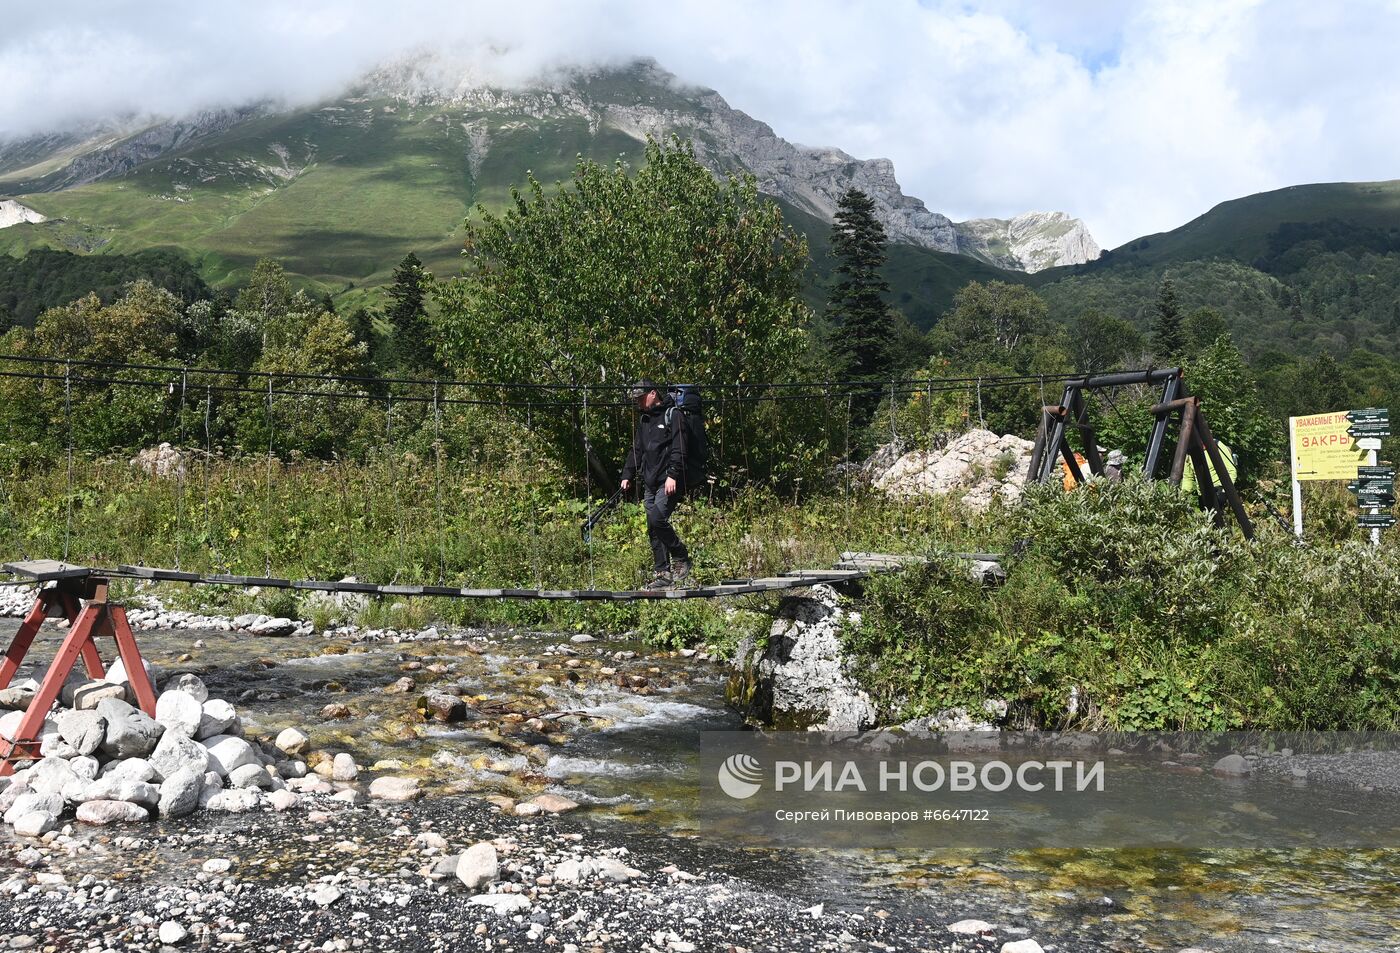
621,398,687,490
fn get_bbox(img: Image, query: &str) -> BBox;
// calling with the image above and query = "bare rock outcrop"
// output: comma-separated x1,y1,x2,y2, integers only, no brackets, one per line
875,429,1035,511
727,585,877,731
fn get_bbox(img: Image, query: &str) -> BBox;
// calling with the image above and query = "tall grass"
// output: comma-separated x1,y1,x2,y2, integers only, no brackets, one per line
0,450,984,646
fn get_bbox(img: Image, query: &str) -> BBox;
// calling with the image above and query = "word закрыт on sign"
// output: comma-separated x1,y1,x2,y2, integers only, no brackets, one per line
1290,411,1368,481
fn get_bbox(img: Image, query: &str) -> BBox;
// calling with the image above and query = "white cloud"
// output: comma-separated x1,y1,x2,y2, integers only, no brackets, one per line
1,0,1397,246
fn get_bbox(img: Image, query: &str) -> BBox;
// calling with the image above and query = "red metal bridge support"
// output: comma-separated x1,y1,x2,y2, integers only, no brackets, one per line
0,570,157,776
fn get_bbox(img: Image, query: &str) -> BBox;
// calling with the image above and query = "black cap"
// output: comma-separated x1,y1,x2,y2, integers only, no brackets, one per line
629,378,659,401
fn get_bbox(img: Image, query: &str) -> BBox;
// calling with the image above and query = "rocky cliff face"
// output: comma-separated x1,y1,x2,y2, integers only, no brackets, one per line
0,107,269,193
362,58,1101,267
954,211,1102,273
0,56,1100,271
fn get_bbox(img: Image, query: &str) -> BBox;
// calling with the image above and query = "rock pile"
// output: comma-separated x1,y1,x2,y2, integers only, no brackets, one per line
874,429,1035,511
0,672,314,837
131,442,187,479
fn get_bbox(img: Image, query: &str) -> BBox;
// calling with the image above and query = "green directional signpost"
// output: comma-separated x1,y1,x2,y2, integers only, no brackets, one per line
1347,410,1392,544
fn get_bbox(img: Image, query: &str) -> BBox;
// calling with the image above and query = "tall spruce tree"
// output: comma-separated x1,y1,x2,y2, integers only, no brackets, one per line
386,252,435,372
1150,275,1185,362
826,188,894,384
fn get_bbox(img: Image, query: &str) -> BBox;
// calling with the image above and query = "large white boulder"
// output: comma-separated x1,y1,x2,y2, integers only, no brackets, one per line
158,766,204,818
149,730,213,781
155,690,203,738
196,700,238,740
201,735,260,777
56,710,107,756
875,429,1035,511
76,799,149,825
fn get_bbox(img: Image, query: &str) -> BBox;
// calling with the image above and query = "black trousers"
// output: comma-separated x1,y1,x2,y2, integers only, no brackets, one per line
643,483,689,571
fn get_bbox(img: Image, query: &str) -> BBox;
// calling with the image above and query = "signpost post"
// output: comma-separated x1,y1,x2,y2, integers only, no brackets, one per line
1347,409,1390,546
1289,409,1390,542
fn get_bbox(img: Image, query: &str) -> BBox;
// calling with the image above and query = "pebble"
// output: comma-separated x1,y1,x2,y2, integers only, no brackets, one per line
457,841,499,891
1000,941,1044,953
158,920,188,945
949,919,994,934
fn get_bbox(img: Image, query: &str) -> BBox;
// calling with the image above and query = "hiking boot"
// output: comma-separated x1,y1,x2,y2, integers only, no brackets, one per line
642,570,674,591
671,559,694,586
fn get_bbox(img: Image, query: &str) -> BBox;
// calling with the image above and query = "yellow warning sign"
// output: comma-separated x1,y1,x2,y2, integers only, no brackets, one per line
1289,411,1367,481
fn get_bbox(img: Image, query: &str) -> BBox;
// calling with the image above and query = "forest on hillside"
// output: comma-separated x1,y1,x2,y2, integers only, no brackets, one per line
1,139,1396,488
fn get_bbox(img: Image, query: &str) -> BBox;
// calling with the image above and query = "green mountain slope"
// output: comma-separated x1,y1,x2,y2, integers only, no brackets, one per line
1034,179,1400,361
0,72,1021,327
0,102,648,295
1048,180,1400,275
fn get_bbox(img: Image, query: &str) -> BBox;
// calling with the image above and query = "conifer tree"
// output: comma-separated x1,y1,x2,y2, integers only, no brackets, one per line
826,188,894,384
1150,275,1185,362
386,252,435,372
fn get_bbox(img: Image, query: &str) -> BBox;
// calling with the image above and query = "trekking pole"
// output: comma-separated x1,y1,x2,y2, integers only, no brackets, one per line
581,487,624,543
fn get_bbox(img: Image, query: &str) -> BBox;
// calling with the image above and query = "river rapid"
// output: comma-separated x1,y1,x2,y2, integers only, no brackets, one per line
3,617,1399,952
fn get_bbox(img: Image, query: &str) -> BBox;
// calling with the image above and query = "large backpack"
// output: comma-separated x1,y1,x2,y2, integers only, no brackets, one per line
665,384,708,489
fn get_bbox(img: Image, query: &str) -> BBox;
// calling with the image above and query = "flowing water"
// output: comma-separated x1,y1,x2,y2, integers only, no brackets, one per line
5,619,1400,952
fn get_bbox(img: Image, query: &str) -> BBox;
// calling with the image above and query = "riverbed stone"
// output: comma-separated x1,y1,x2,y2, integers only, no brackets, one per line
68,755,99,782
456,842,499,891
274,727,309,756
104,656,155,690
229,764,273,790
205,788,260,813
77,775,159,807
100,704,165,760
4,792,63,825
1213,754,1251,777
0,683,37,710
149,730,213,781
0,709,29,741
202,735,259,777
368,776,422,801
158,921,188,946
166,672,209,703
268,789,299,811
1000,941,1045,953
71,681,127,710
155,690,203,738
524,793,579,814
331,753,358,781
470,894,531,915
949,919,994,934
250,616,296,637
196,699,239,740
419,693,467,722
76,798,149,825
26,758,79,799
594,857,643,882
55,710,107,756
158,766,203,818
12,810,57,838
104,758,156,783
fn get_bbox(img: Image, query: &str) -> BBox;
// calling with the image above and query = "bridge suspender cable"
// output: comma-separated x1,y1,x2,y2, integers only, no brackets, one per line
63,361,73,564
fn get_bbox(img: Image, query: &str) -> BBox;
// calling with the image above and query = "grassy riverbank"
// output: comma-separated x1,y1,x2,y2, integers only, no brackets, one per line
0,452,983,645
3,454,1396,730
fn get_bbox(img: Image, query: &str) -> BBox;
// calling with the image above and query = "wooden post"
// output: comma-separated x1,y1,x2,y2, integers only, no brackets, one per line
1193,413,1255,540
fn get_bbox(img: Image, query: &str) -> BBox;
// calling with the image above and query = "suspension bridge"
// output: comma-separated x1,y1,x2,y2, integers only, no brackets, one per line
0,354,1249,772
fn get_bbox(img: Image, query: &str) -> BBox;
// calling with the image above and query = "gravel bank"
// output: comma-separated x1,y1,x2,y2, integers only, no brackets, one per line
0,794,1071,953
